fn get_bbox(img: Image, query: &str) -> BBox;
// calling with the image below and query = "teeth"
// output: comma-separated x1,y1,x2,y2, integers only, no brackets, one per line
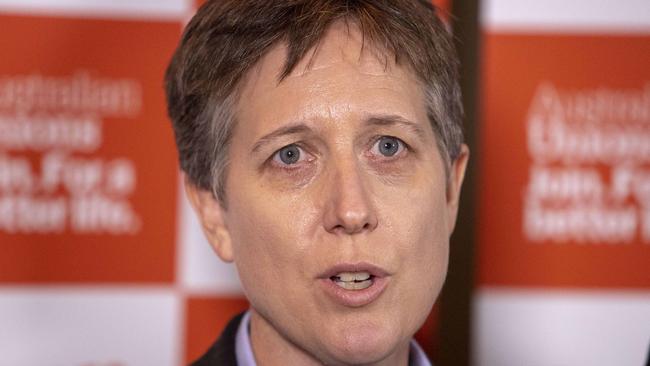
331,272,373,290
334,271,371,282
335,280,372,290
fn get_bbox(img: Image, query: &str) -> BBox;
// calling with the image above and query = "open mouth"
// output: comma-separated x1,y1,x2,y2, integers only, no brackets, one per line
330,271,374,290
318,263,389,307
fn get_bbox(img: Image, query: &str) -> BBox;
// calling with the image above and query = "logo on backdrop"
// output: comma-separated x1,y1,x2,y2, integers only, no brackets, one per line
0,71,142,235
524,82,650,244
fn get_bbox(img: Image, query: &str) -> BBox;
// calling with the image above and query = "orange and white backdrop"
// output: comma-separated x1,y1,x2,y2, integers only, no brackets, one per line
0,1,448,365
2,0,649,365
475,0,650,365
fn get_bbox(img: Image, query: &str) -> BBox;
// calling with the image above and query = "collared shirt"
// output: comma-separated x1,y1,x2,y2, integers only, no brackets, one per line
235,311,432,366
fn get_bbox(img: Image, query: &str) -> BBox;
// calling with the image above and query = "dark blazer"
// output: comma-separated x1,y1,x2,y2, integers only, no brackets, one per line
190,312,245,366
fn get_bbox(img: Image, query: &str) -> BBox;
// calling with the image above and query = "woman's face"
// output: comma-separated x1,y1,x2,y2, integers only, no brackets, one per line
195,22,467,365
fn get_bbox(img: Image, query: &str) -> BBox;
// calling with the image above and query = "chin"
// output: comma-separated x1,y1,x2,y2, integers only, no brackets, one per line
319,318,405,365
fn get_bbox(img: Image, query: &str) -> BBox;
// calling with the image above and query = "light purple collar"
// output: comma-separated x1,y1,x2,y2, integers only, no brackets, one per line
235,311,256,366
235,311,432,366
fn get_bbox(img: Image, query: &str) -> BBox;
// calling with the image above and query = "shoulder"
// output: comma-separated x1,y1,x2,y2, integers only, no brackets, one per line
189,312,245,366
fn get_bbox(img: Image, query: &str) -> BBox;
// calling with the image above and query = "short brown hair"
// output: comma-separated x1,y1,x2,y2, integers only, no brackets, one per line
165,0,463,204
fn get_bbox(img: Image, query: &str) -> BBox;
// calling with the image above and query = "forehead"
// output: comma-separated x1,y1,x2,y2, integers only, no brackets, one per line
234,21,427,136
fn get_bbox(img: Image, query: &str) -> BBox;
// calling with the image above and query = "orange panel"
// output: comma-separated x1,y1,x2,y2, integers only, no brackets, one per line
477,33,650,289
0,15,180,283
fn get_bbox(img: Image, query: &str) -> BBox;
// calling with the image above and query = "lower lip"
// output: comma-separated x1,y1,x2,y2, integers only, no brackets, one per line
318,276,389,307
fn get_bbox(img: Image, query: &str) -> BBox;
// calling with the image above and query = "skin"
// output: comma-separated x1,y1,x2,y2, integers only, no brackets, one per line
187,21,468,366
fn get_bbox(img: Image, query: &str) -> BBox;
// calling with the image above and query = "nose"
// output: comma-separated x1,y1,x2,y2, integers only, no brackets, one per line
322,159,378,235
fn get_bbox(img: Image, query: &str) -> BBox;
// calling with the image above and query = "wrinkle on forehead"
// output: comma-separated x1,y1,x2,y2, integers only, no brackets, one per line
233,19,429,146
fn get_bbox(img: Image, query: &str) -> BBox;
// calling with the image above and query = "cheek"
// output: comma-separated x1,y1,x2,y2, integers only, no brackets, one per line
398,204,449,327
225,182,317,297
387,166,449,252
228,211,287,308
398,199,449,281
388,172,450,301
228,205,285,277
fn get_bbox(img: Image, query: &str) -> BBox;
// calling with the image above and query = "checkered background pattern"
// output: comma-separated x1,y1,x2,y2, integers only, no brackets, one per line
0,1,648,365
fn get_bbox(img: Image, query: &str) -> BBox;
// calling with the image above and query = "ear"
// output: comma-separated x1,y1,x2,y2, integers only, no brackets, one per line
183,174,234,263
446,144,469,234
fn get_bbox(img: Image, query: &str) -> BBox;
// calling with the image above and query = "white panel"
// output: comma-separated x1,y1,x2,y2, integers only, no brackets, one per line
0,0,191,20
473,288,650,366
176,173,244,295
482,0,650,33
0,287,181,366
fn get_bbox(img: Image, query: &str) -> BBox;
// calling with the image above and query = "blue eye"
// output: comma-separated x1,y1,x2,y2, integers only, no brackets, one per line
376,136,402,157
275,144,301,165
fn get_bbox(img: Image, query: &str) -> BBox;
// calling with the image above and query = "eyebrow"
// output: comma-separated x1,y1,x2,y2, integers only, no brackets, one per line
251,123,313,153
364,114,428,140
